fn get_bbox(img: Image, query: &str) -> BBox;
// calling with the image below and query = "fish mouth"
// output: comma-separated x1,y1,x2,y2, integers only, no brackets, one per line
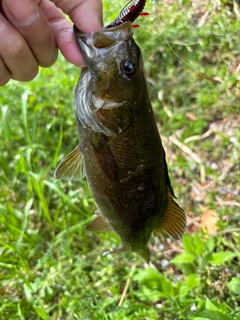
73,21,133,38
73,21,133,53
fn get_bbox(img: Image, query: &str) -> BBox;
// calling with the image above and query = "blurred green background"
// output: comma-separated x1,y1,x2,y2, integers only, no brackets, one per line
0,0,239,319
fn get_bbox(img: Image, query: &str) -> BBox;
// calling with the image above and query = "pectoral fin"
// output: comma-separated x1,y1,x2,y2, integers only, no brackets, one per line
155,188,186,239
87,214,113,232
54,145,85,181
91,135,119,183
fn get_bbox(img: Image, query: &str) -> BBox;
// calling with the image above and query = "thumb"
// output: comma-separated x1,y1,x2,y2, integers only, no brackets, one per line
52,0,103,33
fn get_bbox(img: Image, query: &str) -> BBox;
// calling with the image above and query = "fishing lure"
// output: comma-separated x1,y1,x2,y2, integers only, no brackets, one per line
106,0,147,28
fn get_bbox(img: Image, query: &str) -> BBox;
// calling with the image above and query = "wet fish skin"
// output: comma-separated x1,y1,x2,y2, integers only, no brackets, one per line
55,22,186,262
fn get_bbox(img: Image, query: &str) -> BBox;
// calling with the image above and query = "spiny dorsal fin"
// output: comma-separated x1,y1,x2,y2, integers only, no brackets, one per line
87,214,113,232
155,188,186,239
54,146,85,181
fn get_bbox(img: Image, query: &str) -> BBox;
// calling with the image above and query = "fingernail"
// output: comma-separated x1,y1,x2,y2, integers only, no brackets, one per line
4,0,39,26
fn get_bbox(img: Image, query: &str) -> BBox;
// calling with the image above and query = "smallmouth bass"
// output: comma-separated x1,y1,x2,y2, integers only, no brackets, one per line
55,21,186,262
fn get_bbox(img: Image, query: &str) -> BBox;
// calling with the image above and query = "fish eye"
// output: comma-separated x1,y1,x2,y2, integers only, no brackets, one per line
121,59,137,76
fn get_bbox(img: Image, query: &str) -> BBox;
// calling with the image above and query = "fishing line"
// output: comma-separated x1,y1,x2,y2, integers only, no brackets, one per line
162,32,237,116
149,1,238,116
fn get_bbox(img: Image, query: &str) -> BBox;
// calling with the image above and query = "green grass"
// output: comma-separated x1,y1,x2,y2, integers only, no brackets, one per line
0,1,240,319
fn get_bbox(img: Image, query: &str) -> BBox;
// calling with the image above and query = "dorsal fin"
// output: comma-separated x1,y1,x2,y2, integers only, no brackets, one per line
54,146,85,181
155,188,186,239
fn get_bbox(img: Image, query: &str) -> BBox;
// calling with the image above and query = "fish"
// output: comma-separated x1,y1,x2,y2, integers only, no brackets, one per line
54,2,186,263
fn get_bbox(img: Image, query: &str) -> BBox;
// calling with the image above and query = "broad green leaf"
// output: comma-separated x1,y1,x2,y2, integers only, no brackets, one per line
170,252,195,264
196,310,235,320
176,263,196,275
159,276,173,297
208,252,236,266
179,285,189,299
205,297,219,311
227,277,240,295
133,267,163,288
205,237,215,254
141,286,167,301
133,268,174,299
179,273,200,299
218,303,234,313
182,233,196,254
186,273,200,290
194,234,205,256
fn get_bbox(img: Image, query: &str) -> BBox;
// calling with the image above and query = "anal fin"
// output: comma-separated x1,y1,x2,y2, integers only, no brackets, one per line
155,188,186,239
87,214,113,232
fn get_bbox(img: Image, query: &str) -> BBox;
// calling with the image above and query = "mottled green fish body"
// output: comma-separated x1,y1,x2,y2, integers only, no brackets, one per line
55,22,186,262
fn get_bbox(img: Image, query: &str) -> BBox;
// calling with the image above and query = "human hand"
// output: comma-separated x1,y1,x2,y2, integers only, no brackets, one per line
0,0,103,86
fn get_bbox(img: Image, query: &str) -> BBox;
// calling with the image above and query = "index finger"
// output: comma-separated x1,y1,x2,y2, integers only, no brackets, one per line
40,0,103,67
